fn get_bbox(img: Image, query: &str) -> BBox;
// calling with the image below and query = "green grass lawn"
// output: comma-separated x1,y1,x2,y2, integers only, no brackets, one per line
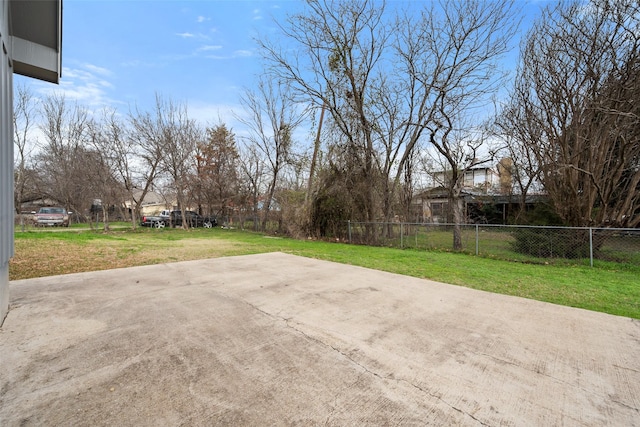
12,226,640,319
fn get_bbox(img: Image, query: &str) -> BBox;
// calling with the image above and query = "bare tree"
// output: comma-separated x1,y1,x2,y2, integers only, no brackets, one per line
128,97,173,226
151,96,200,229
238,78,308,231
79,146,124,230
495,100,544,222
259,0,389,236
509,0,640,227
89,108,135,230
388,0,518,242
261,0,517,247
37,93,92,218
13,84,39,227
237,142,265,230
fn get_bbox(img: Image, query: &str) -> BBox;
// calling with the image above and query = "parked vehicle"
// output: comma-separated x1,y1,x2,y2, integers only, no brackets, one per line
140,210,171,228
32,207,71,227
169,210,217,228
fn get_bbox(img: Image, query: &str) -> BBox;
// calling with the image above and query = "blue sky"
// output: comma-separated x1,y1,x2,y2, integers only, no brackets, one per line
16,0,549,131
16,0,305,127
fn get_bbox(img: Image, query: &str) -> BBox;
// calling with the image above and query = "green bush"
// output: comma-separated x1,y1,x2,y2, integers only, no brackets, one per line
514,203,566,226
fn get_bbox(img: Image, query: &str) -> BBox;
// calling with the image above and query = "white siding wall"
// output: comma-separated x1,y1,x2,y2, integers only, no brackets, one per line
0,0,14,324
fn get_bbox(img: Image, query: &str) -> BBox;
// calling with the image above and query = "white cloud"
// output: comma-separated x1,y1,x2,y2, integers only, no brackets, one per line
31,63,120,110
253,8,263,20
196,15,209,23
83,63,113,77
200,50,253,60
197,45,223,52
233,50,253,58
97,79,114,89
176,31,211,41
120,59,161,68
57,80,108,102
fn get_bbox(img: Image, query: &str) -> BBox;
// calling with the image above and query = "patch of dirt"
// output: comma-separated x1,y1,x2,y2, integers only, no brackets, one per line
10,238,251,280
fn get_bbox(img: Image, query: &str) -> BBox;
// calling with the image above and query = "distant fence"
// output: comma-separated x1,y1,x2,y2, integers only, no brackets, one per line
347,221,640,267
220,215,283,234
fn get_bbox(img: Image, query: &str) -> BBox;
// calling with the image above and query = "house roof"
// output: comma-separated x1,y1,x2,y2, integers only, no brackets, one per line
10,0,62,83
131,189,167,206
413,187,549,204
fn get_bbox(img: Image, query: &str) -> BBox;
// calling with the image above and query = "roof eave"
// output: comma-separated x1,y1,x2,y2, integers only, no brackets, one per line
10,0,62,84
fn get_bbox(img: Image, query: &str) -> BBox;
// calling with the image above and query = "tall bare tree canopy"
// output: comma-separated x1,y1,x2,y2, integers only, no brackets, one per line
89,108,135,229
37,94,94,216
13,85,39,218
397,0,517,249
260,0,518,247
238,78,308,231
260,0,388,229
505,0,640,227
154,97,201,228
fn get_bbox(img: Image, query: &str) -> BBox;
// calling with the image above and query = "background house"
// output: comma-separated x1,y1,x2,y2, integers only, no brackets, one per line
124,189,176,217
431,166,500,192
413,165,501,224
410,187,548,225
1,0,62,325
411,162,546,224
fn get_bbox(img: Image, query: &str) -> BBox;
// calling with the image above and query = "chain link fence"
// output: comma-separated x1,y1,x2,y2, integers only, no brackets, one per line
347,221,640,267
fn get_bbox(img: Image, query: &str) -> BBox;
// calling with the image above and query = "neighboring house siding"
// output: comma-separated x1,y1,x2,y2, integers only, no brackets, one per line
1,0,14,323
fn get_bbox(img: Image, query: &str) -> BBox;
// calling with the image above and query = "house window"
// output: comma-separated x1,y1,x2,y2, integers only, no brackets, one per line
431,202,446,217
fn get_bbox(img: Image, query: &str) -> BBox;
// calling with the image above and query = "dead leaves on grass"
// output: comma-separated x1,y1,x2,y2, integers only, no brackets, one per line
10,236,247,280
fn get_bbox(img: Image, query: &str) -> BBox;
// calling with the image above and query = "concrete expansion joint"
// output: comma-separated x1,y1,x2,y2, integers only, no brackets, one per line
610,398,640,413
240,296,492,425
613,364,640,374
392,376,491,426
239,298,389,380
477,350,625,409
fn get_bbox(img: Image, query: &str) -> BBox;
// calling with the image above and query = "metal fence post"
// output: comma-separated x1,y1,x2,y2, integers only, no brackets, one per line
348,220,352,244
476,224,479,256
401,222,404,249
589,227,593,268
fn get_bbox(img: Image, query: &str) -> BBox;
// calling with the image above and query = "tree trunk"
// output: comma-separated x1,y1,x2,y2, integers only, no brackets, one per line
451,191,465,251
262,179,277,232
101,205,110,231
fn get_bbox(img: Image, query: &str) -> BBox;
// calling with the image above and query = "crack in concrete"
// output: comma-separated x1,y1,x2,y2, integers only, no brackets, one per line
477,350,629,407
610,398,640,413
394,377,491,427
245,299,490,426
323,372,365,426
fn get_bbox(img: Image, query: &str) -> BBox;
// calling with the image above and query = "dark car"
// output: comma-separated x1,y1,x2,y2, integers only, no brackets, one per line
140,215,165,228
169,210,217,228
140,210,171,228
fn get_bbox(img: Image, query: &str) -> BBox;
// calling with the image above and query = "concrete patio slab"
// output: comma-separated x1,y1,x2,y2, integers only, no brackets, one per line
1,252,639,426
